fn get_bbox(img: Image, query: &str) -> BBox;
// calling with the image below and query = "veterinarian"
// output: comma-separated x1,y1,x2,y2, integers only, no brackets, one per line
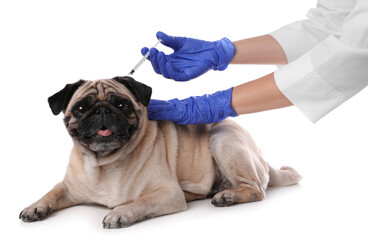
142,0,368,124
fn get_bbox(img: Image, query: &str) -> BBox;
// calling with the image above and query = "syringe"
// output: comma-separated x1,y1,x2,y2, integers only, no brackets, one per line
127,39,163,76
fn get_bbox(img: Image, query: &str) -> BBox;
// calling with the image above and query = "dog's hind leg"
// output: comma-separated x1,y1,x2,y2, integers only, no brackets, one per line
209,120,269,206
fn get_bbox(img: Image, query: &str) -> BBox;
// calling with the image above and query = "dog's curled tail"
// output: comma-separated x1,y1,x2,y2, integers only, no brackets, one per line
267,165,302,187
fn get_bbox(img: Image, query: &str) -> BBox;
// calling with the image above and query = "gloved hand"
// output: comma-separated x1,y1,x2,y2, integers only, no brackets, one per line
147,88,238,125
141,31,235,81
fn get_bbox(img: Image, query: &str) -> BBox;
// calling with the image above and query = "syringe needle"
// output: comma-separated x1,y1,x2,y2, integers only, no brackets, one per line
127,39,162,76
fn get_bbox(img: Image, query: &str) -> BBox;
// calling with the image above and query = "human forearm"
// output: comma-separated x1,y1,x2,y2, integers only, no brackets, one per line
148,72,292,124
231,35,288,65
231,72,292,114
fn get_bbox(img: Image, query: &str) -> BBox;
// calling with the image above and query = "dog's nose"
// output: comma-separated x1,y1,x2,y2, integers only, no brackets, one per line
95,107,110,116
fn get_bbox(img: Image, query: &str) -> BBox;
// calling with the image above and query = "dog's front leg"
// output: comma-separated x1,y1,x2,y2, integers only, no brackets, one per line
19,182,79,222
102,187,187,229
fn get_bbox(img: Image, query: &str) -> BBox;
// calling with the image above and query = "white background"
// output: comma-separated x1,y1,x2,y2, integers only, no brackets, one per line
1,0,367,239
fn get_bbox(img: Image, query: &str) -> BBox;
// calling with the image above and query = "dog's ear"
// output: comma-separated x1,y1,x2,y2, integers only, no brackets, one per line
48,80,86,115
112,76,152,107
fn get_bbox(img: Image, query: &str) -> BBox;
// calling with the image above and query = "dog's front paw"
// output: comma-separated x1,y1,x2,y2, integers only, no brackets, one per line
102,206,136,229
19,203,53,222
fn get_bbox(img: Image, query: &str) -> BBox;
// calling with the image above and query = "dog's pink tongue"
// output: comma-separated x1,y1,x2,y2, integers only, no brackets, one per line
97,129,112,137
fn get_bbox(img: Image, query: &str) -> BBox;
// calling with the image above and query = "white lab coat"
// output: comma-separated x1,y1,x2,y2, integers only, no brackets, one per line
269,0,368,122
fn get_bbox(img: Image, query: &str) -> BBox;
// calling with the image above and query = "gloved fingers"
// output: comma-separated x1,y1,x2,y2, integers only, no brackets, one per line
147,110,171,121
147,99,172,112
156,31,186,51
147,99,174,121
157,52,170,79
141,47,149,57
148,48,161,75
166,61,190,81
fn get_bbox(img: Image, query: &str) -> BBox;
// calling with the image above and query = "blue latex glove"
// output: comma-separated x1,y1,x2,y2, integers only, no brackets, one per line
147,88,238,125
141,31,235,81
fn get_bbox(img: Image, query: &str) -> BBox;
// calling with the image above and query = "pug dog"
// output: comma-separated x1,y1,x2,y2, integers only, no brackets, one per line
19,76,302,228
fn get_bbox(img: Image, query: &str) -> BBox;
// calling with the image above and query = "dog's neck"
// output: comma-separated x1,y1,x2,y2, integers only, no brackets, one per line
95,149,119,160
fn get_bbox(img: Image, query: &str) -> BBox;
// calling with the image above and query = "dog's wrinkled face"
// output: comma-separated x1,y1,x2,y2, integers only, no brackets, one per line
48,76,152,153
68,92,137,152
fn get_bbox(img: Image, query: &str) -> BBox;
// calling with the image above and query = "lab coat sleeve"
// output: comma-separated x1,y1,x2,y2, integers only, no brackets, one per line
269,0,368,122
269,0,354,63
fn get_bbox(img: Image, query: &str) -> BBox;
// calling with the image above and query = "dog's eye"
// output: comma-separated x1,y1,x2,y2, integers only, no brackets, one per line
109,95,132,113
77,105,86,113
72,104,89,117
71,95,95,118
116,102,130,112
